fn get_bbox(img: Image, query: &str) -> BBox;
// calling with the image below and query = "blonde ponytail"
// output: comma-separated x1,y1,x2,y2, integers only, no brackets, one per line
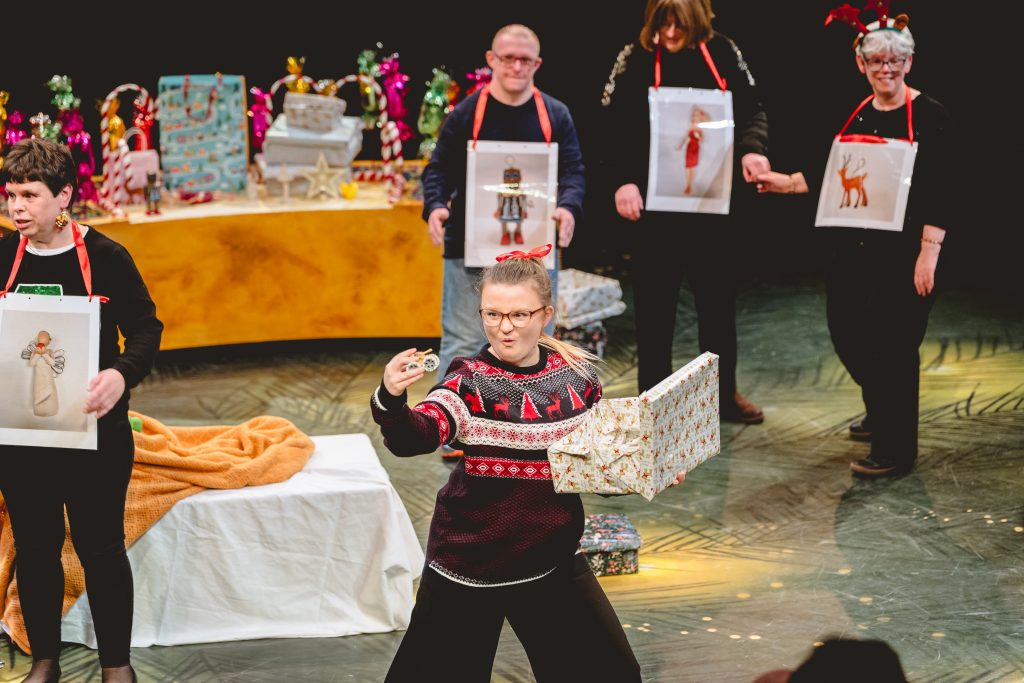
539,334,600,380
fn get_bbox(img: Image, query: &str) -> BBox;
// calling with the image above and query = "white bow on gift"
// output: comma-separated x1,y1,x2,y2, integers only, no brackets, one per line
548,352,721,501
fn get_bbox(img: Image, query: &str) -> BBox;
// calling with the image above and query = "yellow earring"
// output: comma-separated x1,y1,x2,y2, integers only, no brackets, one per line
54,209,70,230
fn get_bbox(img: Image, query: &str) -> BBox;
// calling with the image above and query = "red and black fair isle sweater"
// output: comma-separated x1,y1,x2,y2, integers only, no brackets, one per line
371,345,601,587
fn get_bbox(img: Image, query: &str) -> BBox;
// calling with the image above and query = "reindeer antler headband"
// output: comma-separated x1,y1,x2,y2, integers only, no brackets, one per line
825,0,909,48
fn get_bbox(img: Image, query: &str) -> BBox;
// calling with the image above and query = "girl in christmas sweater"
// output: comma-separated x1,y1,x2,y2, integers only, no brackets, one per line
371,244,643,682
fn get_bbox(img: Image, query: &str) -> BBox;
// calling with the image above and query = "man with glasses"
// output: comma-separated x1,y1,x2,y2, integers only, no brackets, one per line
422,24,585,456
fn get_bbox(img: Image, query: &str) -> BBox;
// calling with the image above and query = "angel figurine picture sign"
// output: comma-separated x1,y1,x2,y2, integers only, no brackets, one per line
0,291,99,449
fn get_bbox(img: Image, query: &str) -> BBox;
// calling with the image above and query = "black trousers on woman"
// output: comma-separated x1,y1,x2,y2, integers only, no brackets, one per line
826,236,936,470
0,414,135,667
386,554,641,683
632,210,738,394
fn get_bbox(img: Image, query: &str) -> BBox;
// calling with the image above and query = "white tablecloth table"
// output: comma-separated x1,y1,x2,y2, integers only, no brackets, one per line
62,434,424,647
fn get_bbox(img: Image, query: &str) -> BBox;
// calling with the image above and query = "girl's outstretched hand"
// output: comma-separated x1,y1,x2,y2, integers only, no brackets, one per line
383,348,428,397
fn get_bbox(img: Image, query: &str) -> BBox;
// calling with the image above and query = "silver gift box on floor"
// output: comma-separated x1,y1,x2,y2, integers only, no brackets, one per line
548,352,720,501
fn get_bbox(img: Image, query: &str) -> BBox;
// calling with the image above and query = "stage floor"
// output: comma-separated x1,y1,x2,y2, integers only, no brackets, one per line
2,281,1021,682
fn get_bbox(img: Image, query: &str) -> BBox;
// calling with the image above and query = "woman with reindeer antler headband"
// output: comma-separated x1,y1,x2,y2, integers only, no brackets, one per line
755,1,956,478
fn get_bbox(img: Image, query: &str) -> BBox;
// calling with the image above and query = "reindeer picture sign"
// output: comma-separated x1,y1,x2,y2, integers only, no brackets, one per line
815,137,917,231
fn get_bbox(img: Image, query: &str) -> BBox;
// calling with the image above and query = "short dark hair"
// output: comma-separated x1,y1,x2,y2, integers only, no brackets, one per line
1,138,78,202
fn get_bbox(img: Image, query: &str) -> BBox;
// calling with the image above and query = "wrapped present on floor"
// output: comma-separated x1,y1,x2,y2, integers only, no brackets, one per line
554,321,608,359
556,269,627,329
579,513,641,576
548,352,720,501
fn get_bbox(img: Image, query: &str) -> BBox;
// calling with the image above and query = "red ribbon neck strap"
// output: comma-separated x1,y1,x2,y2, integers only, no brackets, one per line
837,87,914,143
471,85,552,149
495,243,553,262
0,237,28,298
654,43,727,91
0,220,108,303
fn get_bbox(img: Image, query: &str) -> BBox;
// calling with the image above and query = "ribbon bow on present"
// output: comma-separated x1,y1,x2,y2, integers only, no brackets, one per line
495,244,552,262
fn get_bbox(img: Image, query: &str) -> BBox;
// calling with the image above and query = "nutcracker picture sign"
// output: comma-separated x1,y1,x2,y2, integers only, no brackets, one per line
465,140,557,269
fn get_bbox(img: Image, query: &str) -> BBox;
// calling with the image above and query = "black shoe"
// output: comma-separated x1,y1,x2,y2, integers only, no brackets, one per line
849,418,872,442
850,457,910,478
720,391,765,425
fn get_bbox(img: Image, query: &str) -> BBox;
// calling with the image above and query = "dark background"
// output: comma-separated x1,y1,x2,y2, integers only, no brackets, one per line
2,1,1017,296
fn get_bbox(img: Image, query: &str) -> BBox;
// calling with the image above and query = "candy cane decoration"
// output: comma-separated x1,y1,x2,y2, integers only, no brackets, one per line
114,139,131,206
328,74,404,187
99,83,154,210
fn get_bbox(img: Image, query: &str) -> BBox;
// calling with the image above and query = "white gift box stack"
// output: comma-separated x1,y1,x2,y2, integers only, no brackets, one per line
259,92,363,195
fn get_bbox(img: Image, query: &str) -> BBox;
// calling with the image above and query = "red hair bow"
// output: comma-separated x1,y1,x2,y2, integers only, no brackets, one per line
495,244,552,262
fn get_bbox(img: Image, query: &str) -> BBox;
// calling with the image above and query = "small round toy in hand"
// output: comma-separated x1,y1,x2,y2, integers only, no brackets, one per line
404,348,440,373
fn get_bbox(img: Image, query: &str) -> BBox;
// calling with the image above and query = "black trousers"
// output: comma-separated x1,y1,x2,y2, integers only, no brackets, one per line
386,554,641,683
826,237,936,468
0,414,135,667
632,211,738,394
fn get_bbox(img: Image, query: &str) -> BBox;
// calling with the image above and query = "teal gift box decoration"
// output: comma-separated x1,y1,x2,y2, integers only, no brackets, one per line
157,74,248,193
579,513,641,577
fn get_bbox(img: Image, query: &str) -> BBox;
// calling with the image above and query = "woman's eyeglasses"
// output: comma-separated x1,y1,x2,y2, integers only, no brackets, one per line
479,307,546,327
865,56,906,71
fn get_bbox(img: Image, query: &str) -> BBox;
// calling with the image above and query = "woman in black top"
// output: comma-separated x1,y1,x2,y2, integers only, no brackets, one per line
756,11,953,477
0,138,163,682
602,0,770,423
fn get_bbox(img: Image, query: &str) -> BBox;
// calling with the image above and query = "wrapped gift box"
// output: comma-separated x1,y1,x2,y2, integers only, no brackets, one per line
548,352,720,501
283,92,347,133
580,513,641,576
262,114,363,168
556,269,626,329
554,321,608,359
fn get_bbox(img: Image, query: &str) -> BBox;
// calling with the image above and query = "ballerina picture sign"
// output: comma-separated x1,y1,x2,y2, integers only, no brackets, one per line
646,86,734,214
0,292,100,449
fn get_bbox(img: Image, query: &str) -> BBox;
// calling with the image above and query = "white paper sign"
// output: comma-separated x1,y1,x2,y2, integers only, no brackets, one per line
646,87,734,214
465,140,557,268
815,137,918,231
0,293,100,449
